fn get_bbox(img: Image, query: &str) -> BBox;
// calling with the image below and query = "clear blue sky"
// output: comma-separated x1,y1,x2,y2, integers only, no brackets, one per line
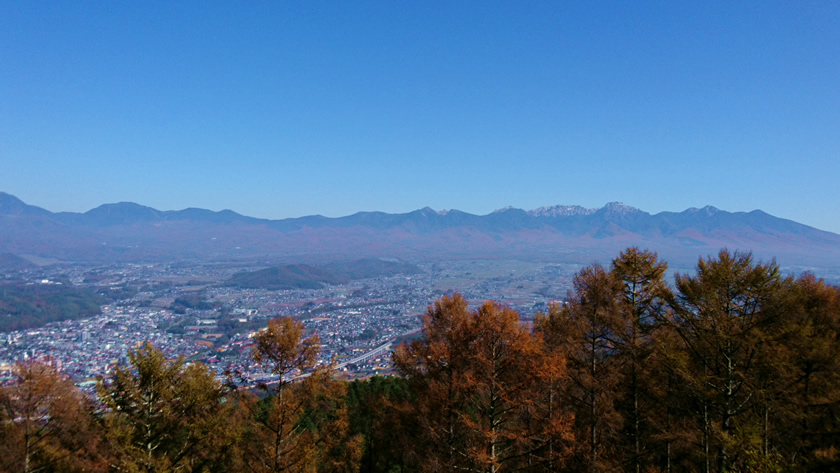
2,2,839,232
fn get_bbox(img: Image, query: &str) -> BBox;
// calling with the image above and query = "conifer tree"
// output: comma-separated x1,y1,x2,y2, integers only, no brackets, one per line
97,342,235,472
609,247,670,472
234,316,362,473
0,360,104,472
536,265,622,472
345,376,417,472
772,274,840,470
394,295,573,472
666,250,787,473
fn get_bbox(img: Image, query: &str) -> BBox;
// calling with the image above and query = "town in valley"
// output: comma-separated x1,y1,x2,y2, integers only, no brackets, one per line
0,258,583,386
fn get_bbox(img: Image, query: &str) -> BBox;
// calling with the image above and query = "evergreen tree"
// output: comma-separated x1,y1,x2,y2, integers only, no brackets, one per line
345,376,417,473
97,342,236,472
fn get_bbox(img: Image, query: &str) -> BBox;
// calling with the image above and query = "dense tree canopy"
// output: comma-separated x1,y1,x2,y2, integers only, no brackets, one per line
97,342,237,472
0,283,104,332
0,361,103,472
393,295,574,472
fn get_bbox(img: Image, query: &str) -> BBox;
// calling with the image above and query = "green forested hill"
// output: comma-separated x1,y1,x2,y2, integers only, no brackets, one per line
226,259,422,291
226,264,348,290
0,282,104,331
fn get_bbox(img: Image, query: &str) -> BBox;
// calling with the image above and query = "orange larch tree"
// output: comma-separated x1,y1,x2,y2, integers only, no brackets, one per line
609,247,671,472
394,294,573,472
0,360,105,473
234,316,362,473
536,265,622,472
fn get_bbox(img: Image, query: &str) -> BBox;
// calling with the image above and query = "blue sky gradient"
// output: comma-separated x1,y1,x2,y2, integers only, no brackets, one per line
2,2,839,231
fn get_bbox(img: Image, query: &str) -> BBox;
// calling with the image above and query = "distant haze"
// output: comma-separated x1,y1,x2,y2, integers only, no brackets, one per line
2,192,839,273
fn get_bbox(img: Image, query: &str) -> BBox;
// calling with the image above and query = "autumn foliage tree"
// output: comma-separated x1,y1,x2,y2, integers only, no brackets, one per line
97,342,236,472
609,248,670,472
536,264,623,472
233,316,362,473
0,360,104,473
535,247,839,473
3,247,840,473
661,250,790,472
393,294,573,472
770,273,840,470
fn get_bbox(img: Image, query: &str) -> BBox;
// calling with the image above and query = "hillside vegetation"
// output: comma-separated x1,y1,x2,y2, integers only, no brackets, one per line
0,253,35,271
0,282,104,332
225,258,421,290
226,264,348,290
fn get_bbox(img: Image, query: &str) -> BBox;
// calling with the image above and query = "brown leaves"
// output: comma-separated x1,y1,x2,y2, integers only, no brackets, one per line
236,316,362,473
0,360,105,472
253,316,320,378
394,294,574,472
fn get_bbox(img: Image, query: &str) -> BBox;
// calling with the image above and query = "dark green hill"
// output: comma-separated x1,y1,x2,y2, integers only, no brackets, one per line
226,264,348,290
0,282,104,332
0,253,36,271
225,259,422,291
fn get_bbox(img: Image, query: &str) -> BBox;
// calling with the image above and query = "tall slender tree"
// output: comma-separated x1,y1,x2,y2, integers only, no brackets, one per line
0,360,104,472
609,247,670,472
234,316,362,473
537,264,622,472
392,294,471,471
771,273,840,470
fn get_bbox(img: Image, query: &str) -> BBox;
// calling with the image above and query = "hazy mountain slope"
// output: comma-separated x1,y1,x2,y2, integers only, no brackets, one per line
0,253,36,271
1,192,839,269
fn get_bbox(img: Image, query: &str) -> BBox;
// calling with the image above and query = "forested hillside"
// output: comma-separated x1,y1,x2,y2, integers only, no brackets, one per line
0,282,104,332
2,247,839,472
224,259,421,290
226,264,348,290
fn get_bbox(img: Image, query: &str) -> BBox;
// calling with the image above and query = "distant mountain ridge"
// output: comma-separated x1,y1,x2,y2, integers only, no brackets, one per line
1,192,839,269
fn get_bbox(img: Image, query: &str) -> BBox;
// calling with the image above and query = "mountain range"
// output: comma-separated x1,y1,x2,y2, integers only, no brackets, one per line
2,192,839,270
